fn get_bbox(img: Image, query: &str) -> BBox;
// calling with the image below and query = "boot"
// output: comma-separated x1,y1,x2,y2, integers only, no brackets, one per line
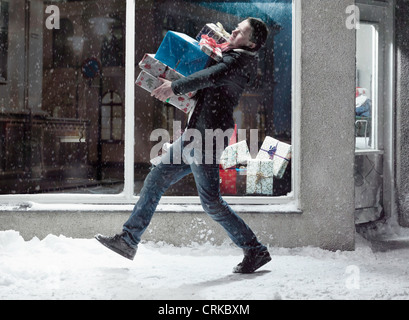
233,248,271,274
95,232,137,260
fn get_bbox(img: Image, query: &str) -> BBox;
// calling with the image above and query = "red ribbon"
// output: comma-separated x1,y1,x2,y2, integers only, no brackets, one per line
199,35,229,53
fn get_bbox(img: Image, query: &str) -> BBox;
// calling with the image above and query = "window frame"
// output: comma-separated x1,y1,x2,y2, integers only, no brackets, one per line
0,0,300,211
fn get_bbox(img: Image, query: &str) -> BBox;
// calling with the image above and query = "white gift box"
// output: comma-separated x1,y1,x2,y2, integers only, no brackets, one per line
200,42,223,62
256,136,291,179
246,159,274,195
219,140,251,169
138,53,196,98
196,23,230,44
136,70,196,114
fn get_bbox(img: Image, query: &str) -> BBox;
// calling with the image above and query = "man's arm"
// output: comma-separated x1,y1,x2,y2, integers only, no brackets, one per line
151,54,239,102
171,55,239,95
151,78,174,102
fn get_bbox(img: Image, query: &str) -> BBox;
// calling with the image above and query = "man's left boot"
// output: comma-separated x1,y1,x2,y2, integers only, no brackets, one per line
95,232,137,260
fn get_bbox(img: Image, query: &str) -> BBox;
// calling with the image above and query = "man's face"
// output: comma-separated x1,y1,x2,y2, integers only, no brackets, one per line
229,20,256,50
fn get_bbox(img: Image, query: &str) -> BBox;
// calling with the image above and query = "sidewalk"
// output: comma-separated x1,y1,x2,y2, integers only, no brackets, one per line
1,230,409,300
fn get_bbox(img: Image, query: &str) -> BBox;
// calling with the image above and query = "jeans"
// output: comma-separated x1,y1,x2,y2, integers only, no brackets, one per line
122,134,266,252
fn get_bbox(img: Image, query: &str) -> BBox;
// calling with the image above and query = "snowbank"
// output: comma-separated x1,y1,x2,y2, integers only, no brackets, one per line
1,230,409,300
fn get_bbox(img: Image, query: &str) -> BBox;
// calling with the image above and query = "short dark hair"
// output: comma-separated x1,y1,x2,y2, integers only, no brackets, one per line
247,17,269,51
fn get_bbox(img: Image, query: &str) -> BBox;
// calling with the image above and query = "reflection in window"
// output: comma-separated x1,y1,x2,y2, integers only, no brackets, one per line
355,23,377,150
0,0,126,195
101,17,124,67
101,91,123,141
53,18,74,68
0,0,8,82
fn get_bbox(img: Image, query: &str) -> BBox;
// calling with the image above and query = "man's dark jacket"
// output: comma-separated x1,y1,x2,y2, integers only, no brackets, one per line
171,49,258,140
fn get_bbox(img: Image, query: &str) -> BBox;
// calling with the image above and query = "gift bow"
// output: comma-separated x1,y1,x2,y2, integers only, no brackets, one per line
200,35,229,54
255,171,267,188
261,142,290,162
216,22,231,39
253,161,272,194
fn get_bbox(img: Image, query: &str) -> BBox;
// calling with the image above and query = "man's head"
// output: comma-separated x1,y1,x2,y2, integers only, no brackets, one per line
229,17,268,52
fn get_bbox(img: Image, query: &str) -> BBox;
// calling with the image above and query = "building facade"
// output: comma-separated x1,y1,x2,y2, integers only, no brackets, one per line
0,0,407,251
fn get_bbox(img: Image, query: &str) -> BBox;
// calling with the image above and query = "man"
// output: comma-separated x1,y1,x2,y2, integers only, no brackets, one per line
96,18,271,274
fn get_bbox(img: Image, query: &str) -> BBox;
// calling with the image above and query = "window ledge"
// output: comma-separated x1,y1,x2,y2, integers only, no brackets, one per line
0,201,302,214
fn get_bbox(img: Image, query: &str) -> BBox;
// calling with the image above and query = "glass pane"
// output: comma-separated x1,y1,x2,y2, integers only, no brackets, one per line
102,94,111,105
134,0,292,197
112,92,121,104
101,105,111,119
0,0,125,194
355,23,377,150
101,128,111,141
112,123,122,140
112,106,122,118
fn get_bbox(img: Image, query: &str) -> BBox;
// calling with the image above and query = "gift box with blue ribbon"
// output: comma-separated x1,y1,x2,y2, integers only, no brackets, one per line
155,31,210,77
256,136,292,179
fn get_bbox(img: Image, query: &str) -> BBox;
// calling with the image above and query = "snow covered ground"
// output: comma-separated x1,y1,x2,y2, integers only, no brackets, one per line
1,229,409,300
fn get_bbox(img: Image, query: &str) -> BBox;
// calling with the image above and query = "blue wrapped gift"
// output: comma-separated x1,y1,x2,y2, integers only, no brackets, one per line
154,31,210,76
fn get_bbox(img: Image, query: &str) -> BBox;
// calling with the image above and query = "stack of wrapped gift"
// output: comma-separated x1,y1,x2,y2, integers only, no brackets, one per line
136,31,210,114
219,136,291,196
245,136,292,195
136,24,231,113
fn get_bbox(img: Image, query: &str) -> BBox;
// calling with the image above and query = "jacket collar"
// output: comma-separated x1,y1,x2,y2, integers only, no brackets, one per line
232,48,258,56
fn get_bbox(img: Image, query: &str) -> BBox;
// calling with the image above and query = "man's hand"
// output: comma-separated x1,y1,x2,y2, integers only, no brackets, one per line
151,78,175,102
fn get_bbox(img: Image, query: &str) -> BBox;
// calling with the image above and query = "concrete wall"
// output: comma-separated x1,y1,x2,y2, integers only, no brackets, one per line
0,0,357,251
296,0,356,250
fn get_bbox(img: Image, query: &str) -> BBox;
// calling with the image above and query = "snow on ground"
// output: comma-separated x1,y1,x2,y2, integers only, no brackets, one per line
1,229,409,300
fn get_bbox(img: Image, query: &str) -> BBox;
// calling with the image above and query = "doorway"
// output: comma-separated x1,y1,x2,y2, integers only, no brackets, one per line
354,0,395,224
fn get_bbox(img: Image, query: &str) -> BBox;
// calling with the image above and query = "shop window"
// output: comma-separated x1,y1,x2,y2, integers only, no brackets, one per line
0,0,294,203
0,0,8,82
134,0,292,198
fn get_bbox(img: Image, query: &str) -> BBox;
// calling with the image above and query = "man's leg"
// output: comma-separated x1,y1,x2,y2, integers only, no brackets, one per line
122,160,191,247
190,163,271,272
96,138,191,259
190,162,266,251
